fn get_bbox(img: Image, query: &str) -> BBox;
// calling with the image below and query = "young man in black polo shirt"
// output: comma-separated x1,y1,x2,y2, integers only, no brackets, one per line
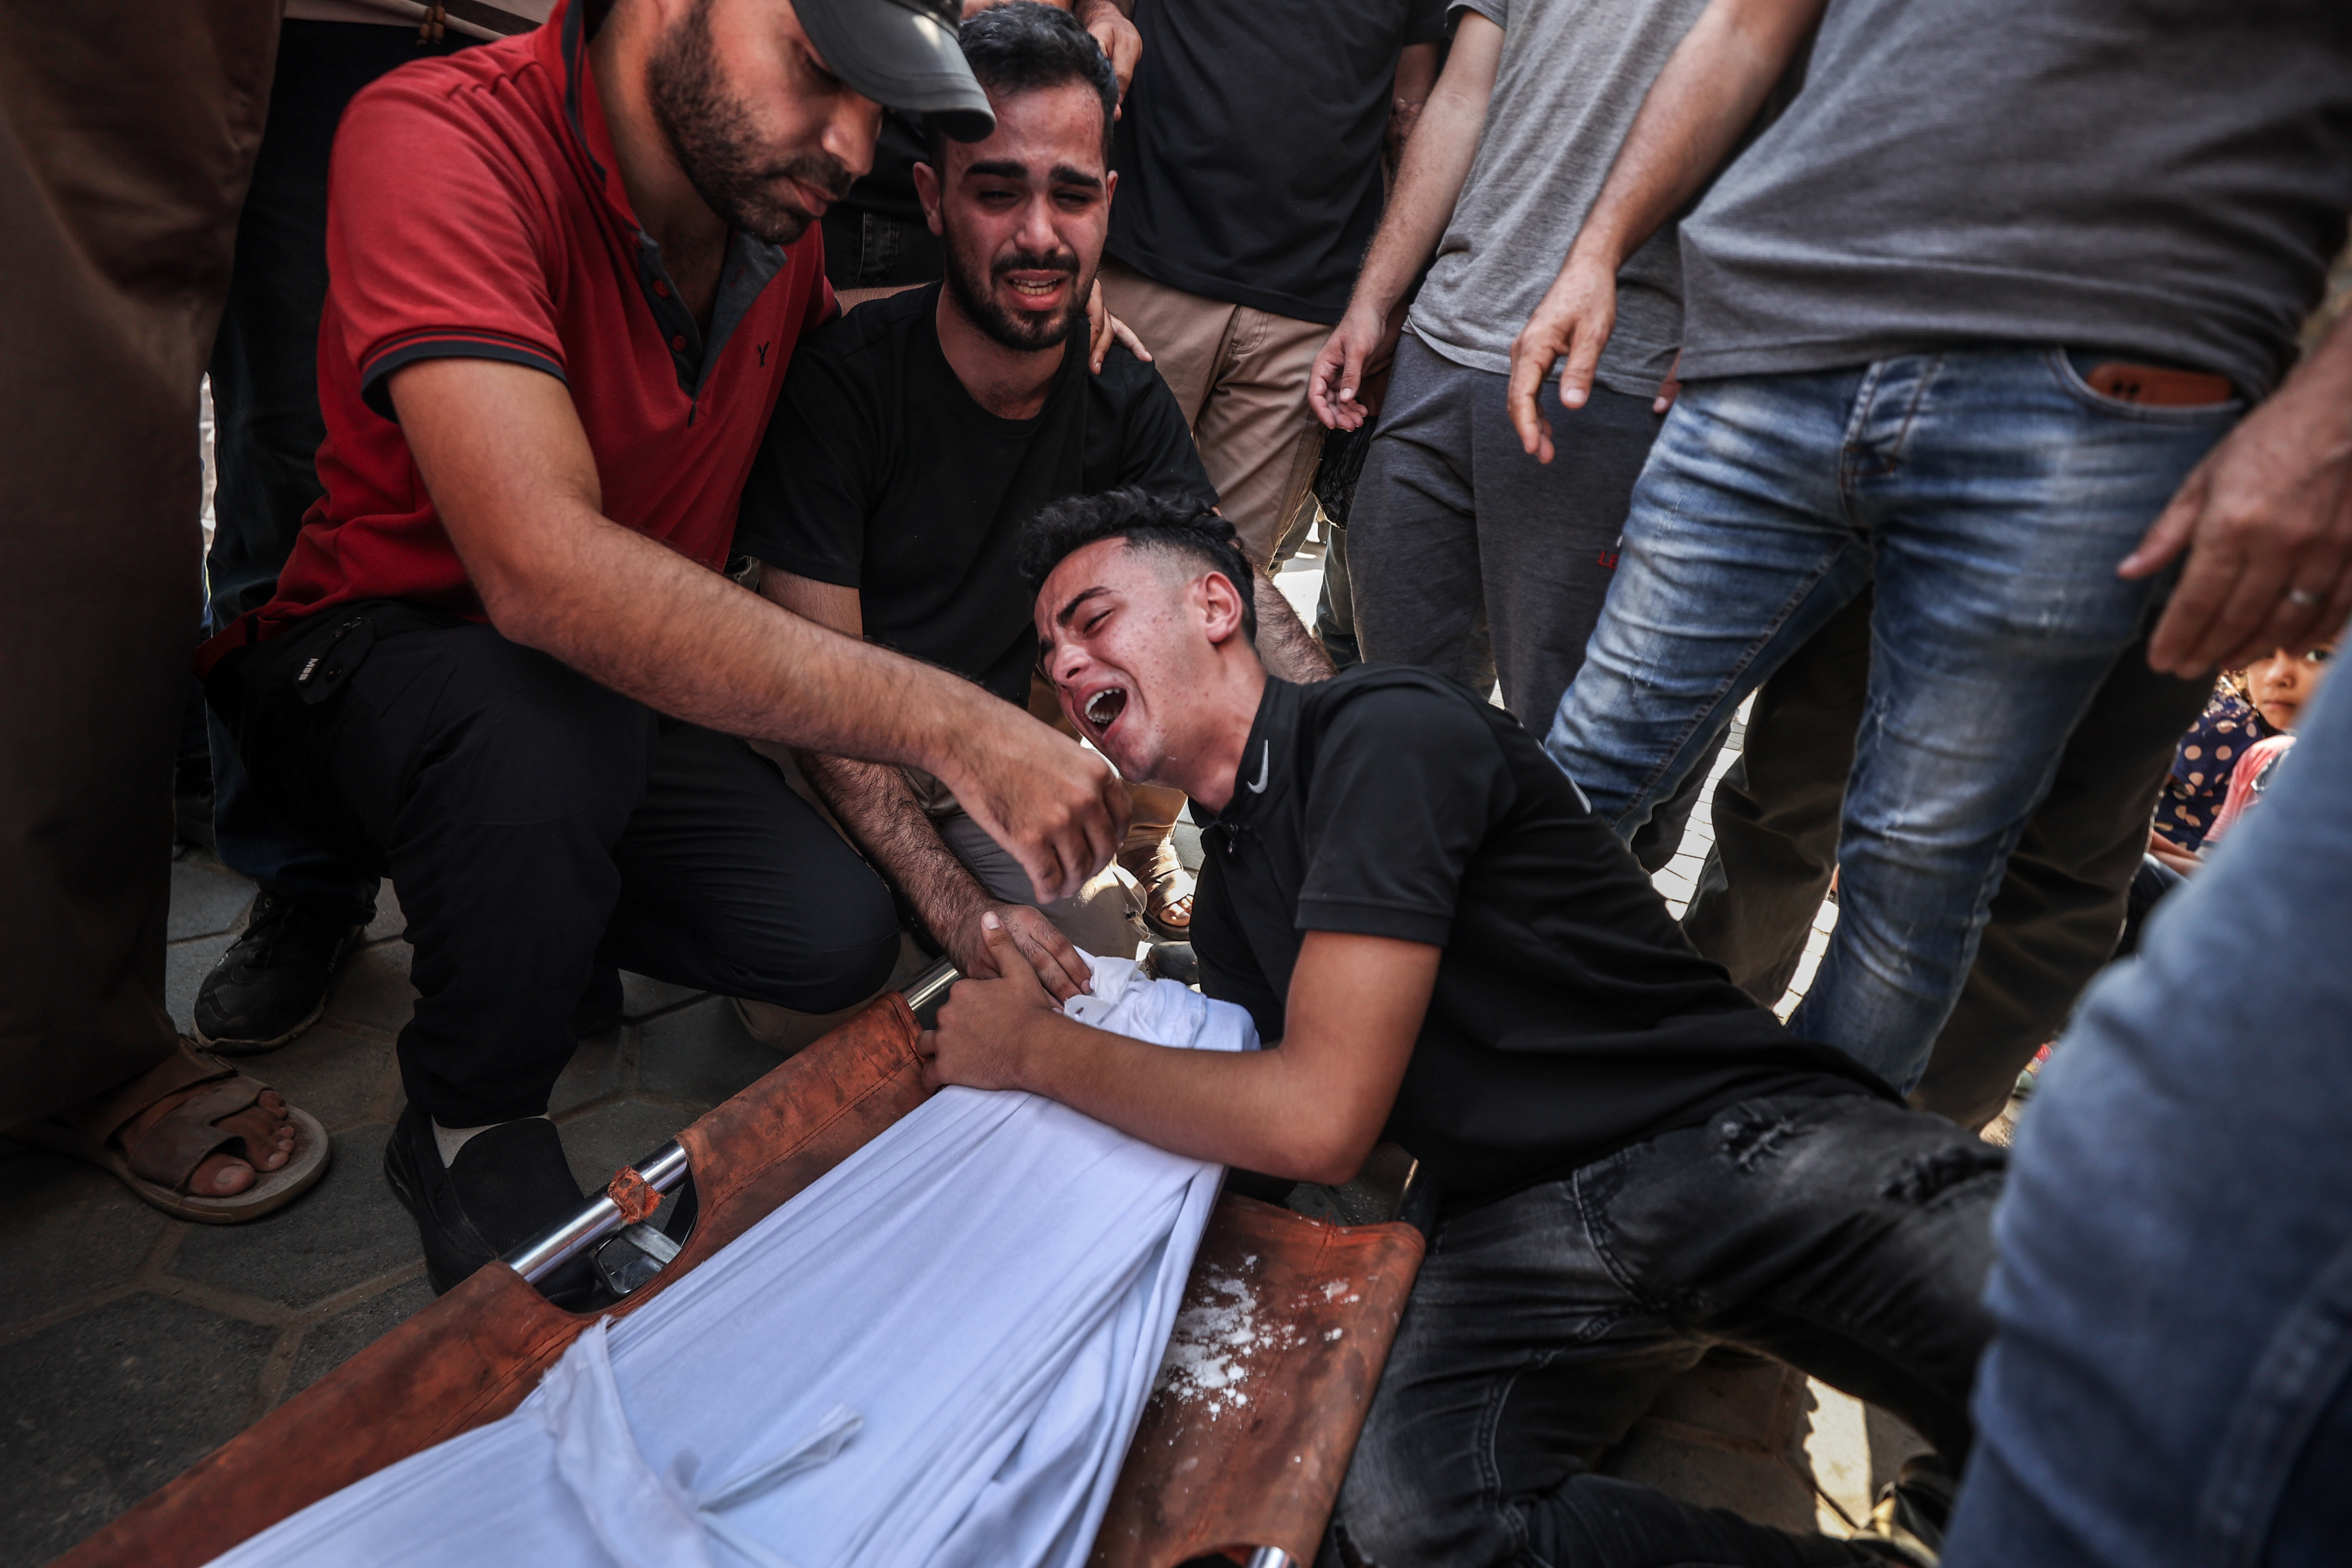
928,487,2002,1565
737,3,1328,998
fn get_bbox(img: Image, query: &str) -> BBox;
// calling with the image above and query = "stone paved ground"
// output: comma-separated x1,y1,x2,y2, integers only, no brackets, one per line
0,548,1923,1565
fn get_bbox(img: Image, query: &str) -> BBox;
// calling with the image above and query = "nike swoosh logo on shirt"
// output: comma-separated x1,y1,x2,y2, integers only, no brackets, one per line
1245,739,1270,794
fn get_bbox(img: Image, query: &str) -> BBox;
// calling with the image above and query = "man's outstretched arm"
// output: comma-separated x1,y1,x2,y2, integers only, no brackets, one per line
756,565,1094,998
1306,12,1504,432
925,921,1438,1183
390,356,1128,902
1505,0,1826,459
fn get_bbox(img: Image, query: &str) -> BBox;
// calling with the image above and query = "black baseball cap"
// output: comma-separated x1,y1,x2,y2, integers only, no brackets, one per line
794,0,995,142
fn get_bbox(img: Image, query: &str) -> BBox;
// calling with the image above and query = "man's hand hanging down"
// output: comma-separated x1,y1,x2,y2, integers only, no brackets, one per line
1309,303,1407,433
2123,311,2352,676
1501,0,1830,459
1505,253,1622,464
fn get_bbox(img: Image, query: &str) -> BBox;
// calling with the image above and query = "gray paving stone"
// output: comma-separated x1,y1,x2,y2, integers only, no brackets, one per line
1643,1355,1811,1455
165,931,236,1034
168,859,253,943
0,1294,276,1568
1603,1423,1822,1536
251,1019,401,1133
621,969,706,1022
284,1276,435,1398
556,1099,696,1194
0,1155,165,1330
361,879,405,944
634,994,778,1108
168,1123,414,1310
550,1026,628,1116
323,939,418,1034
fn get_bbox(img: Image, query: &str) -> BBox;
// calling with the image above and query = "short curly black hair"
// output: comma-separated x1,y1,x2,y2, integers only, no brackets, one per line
927,2,1119,165
1019,487,1258,646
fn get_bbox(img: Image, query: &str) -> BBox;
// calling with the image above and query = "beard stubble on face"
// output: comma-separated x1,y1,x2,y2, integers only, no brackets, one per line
647,0,854,247
945,227,1092,353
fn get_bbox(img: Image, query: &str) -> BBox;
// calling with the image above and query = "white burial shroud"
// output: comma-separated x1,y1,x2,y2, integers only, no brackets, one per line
208,956,1258,1568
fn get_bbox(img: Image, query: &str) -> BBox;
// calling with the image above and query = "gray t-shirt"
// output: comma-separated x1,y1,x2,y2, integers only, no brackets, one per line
1678,0,2352,401
1406,0,1711,398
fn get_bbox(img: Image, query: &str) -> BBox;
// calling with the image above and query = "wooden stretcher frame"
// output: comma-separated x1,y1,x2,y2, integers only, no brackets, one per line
57,990,1424,1568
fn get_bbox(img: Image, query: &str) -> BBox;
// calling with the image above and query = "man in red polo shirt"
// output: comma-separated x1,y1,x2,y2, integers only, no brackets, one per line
201,0,1130,1297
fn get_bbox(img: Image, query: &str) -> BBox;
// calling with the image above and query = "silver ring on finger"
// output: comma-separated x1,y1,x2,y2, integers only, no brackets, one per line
2286,587,2324,608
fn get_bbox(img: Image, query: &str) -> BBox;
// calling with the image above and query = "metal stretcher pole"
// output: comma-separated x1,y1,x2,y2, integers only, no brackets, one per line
508,1139,689,1284
505,960,965,1287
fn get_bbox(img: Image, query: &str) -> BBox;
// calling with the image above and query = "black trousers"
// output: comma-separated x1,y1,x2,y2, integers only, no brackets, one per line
203,20,468,924
1679,590,2208,1129
1335,1093,2002,1567
209,608,902,1125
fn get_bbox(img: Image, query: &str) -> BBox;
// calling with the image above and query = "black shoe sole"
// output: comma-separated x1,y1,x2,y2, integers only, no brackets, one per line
193,998,328,1057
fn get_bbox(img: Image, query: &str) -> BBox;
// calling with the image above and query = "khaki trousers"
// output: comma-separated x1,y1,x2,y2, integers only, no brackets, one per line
1097,258,1329,568
0,0,281,1121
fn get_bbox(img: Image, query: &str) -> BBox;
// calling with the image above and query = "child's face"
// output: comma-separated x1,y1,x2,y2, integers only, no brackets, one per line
2246,641,2336,732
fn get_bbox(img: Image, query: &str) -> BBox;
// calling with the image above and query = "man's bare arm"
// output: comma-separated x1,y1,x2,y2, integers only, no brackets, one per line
757,567,1092,996
926,923,1437,1182
1308,12,1504,431
1251,566,1336,683
1507,0,1825,452
389,356,1127,901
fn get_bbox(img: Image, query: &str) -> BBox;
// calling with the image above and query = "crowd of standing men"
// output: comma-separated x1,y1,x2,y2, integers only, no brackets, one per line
2,0,2349,1562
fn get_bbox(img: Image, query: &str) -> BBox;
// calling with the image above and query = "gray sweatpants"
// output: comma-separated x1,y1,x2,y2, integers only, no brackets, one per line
1350,333,1663,729
1349,334,1712,869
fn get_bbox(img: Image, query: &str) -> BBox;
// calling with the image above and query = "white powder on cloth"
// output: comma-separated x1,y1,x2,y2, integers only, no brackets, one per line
1153,1270,1302,1421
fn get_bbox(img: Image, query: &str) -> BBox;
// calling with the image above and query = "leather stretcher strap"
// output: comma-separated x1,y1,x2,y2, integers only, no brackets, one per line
59,997,1427,1568
1091,1197,1425,1568
56,998,932,1568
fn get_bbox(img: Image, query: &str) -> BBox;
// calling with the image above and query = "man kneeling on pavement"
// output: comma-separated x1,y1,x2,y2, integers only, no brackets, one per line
198,0,1132,1296
927,487,2003,1568
735,1,1329,1004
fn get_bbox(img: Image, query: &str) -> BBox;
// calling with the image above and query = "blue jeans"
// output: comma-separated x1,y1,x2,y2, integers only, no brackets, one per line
1545,348,2240,1089
1943,624,2352,1566
1335,1092,2002,1566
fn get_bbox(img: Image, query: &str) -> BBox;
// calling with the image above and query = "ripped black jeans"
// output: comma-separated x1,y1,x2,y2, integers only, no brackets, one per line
1335,1093,2003,1567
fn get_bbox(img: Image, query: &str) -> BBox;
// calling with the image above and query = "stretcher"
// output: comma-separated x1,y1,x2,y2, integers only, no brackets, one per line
58,971,1427,1568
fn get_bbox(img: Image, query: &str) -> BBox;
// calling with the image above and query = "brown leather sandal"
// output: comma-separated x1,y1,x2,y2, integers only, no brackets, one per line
12,1039,330,1222
1121,843,1196,939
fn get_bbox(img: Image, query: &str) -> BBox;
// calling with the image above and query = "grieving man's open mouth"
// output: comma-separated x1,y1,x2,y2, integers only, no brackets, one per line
1083,685,1128,735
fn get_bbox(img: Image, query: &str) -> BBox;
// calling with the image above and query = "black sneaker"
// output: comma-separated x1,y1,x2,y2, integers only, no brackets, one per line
192,891,363,1054
383,1104,592,1303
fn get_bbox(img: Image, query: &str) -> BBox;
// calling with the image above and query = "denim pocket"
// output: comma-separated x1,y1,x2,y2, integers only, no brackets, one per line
2192,1232,2352,1566
2049,348,2245,423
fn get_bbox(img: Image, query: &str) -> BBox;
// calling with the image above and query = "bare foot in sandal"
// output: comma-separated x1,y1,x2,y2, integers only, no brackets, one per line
13,1038,331,1222
1122,844,1196,939
119,1081,297,1195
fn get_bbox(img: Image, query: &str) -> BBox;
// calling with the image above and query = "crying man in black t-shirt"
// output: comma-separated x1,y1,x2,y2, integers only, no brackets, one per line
733,4,1329,1003
926,485,2007,1568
